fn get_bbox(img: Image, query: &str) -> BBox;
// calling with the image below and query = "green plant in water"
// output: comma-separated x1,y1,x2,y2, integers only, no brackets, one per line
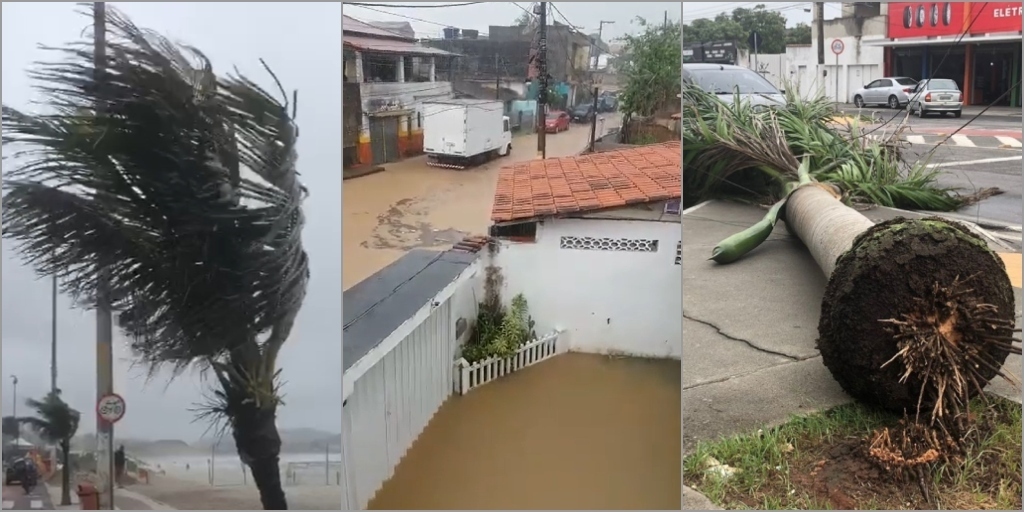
462,294,535,363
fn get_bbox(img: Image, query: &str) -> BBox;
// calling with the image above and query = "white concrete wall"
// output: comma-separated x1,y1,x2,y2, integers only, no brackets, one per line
738,50,788,90
359,81,454,135
797,13,888,103
489,218,681,359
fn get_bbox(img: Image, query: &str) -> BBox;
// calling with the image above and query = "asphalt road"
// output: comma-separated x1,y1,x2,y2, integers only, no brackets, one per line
896,113,1022,227
2,484,53,510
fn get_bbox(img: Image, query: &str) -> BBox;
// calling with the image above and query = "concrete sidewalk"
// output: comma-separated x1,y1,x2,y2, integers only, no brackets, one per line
682,200,1023,457
835,103,1021,118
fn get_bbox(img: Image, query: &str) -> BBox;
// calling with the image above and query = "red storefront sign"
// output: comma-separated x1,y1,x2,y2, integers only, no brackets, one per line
887,2,1022,38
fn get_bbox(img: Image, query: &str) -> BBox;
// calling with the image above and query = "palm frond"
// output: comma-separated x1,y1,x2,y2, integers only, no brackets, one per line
682,83,966,212
1,4,308,374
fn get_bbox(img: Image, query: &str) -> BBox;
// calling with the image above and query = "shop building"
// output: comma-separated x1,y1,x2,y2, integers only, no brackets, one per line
873,2,1021,107
343,16,459,167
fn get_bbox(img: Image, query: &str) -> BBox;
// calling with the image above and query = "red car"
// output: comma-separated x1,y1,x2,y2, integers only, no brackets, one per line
544,111,570,133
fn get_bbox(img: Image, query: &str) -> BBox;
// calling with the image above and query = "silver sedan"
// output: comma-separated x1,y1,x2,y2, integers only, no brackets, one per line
907,79,963,118
851,76,919,109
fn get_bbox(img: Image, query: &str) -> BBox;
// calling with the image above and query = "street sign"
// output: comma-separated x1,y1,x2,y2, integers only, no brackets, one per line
830,39,845,55
96,393,126,423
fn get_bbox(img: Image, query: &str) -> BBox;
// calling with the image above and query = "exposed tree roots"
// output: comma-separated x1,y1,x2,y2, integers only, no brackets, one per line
821,218,1023,492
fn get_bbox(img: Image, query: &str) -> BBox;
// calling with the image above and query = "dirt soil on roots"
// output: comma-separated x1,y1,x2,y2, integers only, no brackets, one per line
684,398,1022,510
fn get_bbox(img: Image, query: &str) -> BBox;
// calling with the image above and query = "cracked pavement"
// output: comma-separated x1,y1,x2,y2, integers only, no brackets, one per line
682,200,1023,454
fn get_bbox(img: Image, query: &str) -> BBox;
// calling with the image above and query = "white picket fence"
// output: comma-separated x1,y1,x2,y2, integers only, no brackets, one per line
454,331,560,395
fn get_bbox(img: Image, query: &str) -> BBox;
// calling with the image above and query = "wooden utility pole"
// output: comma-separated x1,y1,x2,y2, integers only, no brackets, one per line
536,2,548,159
92,3,116,509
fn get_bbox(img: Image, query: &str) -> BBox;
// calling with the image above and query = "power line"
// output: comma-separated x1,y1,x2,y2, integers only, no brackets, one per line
344,2,481,8
345,3,491,36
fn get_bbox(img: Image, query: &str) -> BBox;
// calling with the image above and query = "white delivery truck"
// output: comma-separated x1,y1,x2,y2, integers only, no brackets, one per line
422,99,512,169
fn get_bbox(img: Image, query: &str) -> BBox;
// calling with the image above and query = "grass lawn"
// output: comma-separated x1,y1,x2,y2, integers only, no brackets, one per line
684,395,1022,510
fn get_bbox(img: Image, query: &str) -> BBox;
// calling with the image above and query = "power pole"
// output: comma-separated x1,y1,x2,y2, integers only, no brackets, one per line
495,53,501,100
815,2,825,65
593,21,614,70
93,3,116,510
10,376,17,444
536,1,548,159
51,275,57,393
588,86,599,152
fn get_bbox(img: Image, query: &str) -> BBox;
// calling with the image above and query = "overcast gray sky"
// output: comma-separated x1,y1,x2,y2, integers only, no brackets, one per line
1,2,342,442
343,1,681,41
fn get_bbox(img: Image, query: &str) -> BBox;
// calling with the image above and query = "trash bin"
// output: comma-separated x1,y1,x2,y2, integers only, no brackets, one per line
77,483,99,510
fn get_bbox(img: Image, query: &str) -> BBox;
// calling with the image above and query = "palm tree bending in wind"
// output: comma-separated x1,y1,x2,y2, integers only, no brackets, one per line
1,5,308,509
21,391,80,506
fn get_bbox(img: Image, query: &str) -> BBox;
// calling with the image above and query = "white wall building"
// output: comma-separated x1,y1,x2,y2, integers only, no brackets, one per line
341,142,683,509
343,15,457,166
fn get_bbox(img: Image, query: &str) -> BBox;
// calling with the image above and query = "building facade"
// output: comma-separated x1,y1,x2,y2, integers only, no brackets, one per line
791,2,1021,106
343,16,458,167
875,2,1021,107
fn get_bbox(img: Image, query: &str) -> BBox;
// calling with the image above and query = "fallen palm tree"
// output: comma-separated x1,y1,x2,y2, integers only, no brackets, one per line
683,85,1020,439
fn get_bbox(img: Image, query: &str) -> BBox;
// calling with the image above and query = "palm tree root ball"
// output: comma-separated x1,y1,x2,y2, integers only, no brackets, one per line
817,217,1018,420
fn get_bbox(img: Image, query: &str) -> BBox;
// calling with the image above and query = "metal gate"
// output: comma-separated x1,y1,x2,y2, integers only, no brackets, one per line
369,116,401,165
342,298,455,509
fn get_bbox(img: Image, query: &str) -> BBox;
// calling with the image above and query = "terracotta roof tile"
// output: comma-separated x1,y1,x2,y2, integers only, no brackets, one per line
450,235,491,254
491,141,681,223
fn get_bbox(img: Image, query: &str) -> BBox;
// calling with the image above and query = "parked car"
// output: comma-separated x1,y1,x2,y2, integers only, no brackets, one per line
908,78,963,118
682,63,786,109
544,111,570,133
597,94,618,113
851,77,918,109
570,104,594,123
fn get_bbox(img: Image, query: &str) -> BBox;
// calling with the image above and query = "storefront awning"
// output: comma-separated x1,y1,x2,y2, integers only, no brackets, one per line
864,33,1023,47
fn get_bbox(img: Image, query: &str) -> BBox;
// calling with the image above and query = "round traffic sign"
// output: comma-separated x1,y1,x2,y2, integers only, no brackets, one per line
96,393,126,423
831,39,845,55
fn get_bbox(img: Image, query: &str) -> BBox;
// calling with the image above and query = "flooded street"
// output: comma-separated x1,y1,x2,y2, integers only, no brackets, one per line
367,353,681,510
342,117,620,289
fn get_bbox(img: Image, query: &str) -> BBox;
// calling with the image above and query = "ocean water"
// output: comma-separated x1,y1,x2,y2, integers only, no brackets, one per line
143,452,342,487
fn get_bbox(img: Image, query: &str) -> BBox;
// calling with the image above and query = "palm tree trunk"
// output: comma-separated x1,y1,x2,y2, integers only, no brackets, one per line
60,440,71,506
233,406,287,510
785,185,1016,413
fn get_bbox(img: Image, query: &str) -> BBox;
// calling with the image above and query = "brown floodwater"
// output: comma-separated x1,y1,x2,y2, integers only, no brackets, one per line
367,353,681,510
342,120,618,290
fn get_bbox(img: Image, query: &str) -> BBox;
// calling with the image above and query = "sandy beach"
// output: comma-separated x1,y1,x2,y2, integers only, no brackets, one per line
126,474,341,510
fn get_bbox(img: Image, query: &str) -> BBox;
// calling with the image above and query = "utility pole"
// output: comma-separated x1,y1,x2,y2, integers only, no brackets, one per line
10,376,17,444
592,21,614,70
93,3,116,510
589,86,599,152
815,2,825,65
495,54,500,100
536,1,548,159
51,275,57,393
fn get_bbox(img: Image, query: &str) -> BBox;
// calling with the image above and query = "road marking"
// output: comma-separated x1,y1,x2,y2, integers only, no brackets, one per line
928,156,1023,168
996,136,1022,148
2,500,13,509
998,253,1022,288
906,135,926,144
29,499,42,509
950,134,976,147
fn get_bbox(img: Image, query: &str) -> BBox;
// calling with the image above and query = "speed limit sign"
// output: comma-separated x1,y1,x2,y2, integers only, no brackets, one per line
831,39,845,55
97,393,126,423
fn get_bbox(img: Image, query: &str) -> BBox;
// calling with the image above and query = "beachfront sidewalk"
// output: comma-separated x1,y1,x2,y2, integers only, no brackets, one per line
47,485,175,511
